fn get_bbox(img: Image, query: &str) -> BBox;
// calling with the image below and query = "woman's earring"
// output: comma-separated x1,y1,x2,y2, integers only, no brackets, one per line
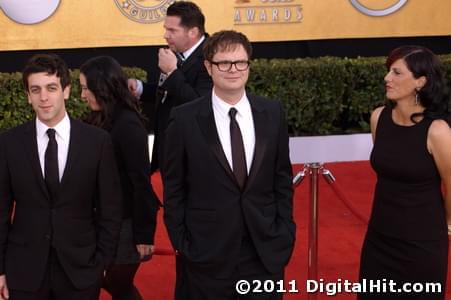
415,91,419,105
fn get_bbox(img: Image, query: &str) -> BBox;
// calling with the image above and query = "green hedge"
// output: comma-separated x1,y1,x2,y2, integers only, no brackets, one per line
0,68,147,131
0,56,450,135
247,55,451,135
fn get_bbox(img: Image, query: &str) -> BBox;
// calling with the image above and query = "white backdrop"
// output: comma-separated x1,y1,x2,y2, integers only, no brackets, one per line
149,133,373,165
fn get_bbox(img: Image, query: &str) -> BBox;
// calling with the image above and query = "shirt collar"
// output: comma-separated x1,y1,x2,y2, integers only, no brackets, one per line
36,113,71,141
212,89,250,117
182,35,205,60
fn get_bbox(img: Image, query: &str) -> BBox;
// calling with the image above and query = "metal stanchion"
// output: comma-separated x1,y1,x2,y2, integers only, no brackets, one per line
306,163,321,300
293,163,336,300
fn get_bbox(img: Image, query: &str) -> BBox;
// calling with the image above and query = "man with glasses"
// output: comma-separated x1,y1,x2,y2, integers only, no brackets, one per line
163,30,296,299
128,1,212,174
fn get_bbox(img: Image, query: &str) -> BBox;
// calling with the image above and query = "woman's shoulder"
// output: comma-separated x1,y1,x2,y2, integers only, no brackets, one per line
429,119,451,137
371,106,385,119
370,106,385,126
113,108,143,126
112,109,146,135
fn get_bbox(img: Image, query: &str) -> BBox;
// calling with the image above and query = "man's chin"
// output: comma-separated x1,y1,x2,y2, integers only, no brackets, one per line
167,45,177,52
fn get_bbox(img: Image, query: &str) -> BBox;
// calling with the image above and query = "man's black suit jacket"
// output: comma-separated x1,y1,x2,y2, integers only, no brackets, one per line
141,37,213,172
0,118,122,291
163,93,296,278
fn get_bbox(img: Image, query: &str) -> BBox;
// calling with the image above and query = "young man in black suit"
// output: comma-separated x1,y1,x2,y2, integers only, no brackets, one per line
163,30,296,299
128,1,213,173
0,54,122,300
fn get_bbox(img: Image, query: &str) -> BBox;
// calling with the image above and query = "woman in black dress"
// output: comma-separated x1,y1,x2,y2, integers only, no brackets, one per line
359,46,451,299
80,56,160,299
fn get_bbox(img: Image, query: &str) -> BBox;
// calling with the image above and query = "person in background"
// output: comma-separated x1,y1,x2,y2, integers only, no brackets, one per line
0,54,122,300
80,56,160,300
163,30,296,299
128,1,212,174
358,45,451,299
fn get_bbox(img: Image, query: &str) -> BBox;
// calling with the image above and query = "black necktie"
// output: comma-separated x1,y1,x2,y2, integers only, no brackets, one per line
176,52,185,68
45,128,59,203
229,108,247,190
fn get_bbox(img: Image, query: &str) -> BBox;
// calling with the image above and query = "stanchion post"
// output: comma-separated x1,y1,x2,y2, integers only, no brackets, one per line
306,162,322,300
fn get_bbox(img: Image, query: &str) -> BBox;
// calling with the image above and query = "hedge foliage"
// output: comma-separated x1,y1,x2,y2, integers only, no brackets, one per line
0,56,450,135
0,68,147,131
247,54,451,135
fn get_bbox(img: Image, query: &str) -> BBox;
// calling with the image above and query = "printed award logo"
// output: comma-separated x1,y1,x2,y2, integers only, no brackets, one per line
349,0,408,17
114,0,175,24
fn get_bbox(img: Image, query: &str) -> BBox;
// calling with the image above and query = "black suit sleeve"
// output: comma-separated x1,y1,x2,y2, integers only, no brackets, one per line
161,65,212,105
274,102,296,237
0,133,13,275
141,55,212,106
95,134,123,267
140,82,157,105
115,118,159,245
162,108,187,252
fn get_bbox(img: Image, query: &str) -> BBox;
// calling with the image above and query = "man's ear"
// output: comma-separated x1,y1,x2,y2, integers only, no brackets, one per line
204,60,212,76
63,85,71,100
189,27,200,39
27,91,32,104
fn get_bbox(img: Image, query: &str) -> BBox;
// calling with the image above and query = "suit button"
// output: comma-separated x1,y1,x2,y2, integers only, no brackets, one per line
45,234,51,240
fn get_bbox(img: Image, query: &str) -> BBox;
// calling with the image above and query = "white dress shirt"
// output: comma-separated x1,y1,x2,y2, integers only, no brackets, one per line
36,113,71,181
182,35,205,61
212,90,255,174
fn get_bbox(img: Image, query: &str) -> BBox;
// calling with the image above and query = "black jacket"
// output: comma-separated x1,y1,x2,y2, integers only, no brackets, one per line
0,118,122,291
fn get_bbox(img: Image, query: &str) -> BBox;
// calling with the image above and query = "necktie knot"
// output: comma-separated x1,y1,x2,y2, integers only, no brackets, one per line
176,52,185,68
178,52,185,60
47,128,56,140
229,107,238,119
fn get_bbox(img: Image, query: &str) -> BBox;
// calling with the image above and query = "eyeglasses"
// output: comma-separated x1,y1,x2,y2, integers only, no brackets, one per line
209,60,250,72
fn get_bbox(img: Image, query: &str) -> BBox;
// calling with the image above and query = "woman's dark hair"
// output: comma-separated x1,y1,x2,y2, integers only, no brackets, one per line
80,56,146,130
385,45,450,122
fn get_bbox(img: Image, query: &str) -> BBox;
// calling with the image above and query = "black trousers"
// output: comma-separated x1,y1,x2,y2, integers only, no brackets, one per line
9,248,101,300
103,263,142,300
102,219,143,300
175,238,284,300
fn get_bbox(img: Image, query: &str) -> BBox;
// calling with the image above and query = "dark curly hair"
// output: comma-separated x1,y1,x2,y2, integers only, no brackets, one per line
385,45,450,122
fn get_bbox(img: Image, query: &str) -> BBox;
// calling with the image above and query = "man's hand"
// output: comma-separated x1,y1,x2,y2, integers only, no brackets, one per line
158,48,178,75
136,244,154,262
0,275,9,300
127,78,140,99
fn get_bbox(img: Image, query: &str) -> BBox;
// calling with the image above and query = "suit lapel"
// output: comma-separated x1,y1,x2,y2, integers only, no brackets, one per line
60,118,81,188
245,96,268,192
179,37,205,73
196,94,236,184
23,120,50,200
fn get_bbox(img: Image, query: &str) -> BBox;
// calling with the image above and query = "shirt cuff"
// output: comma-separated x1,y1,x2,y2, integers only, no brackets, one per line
136,79,144,99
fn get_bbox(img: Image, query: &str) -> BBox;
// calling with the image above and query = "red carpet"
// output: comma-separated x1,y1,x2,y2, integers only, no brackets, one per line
100,161,451,299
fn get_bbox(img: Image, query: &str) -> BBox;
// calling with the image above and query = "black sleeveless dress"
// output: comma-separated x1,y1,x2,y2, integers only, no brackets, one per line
358,106,448,299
